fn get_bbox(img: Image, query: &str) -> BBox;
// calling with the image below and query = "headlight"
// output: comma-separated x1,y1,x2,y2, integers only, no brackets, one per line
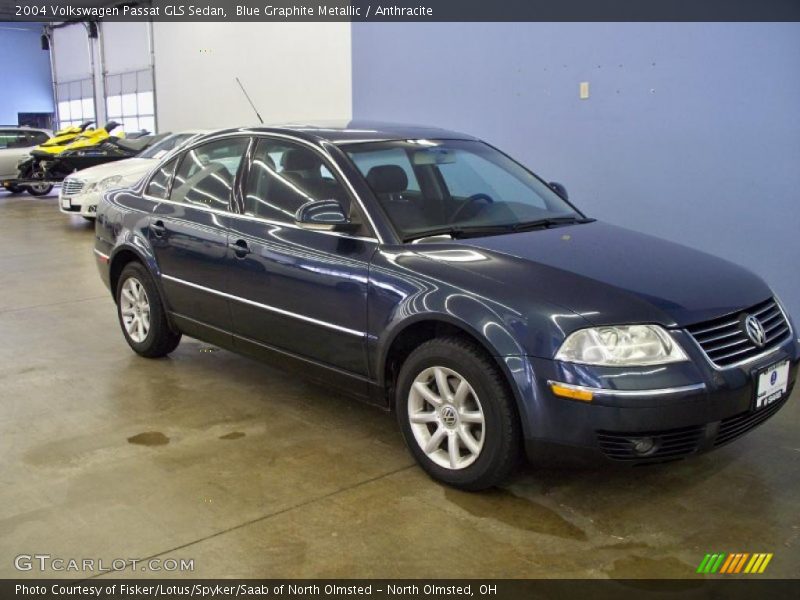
87,175,123,193
555,325,688,366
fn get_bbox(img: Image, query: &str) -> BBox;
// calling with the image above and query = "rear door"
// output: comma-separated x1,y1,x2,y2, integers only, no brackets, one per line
226,136,376,380
147,136,250,341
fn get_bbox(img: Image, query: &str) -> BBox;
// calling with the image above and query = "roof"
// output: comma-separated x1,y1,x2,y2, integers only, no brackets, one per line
227,120,478,145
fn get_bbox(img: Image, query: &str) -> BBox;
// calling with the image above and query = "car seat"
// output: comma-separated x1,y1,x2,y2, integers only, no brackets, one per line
366,164,428,231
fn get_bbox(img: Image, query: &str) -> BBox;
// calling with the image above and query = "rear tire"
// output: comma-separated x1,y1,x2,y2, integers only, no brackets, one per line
4,184,24,194
116,262,181,358
396,336,521,490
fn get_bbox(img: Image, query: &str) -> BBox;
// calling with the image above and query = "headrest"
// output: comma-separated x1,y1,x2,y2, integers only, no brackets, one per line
366,165,408,194
257,153,276,171
281,149,321,171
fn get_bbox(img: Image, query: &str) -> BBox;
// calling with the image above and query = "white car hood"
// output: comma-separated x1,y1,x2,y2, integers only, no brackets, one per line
69,157,155,185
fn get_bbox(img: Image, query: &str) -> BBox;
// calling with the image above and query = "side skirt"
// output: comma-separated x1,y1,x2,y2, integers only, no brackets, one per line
170,313,386,407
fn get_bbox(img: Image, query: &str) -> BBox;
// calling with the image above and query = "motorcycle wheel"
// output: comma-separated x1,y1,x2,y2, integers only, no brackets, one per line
3,184,25,194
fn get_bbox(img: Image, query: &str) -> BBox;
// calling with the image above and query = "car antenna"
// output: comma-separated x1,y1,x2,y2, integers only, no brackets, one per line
236,76,264,124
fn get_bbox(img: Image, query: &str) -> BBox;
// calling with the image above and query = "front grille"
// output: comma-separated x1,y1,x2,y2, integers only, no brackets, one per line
686,297,791,368
61,178,85,197
714,395,789,447
597,425,705,463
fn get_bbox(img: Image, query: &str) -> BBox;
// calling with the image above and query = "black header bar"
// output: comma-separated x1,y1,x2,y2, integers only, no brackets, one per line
3,579,800,600
2,0,800,23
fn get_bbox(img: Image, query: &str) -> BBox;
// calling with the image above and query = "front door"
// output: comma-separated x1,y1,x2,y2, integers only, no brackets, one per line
225,137,375,379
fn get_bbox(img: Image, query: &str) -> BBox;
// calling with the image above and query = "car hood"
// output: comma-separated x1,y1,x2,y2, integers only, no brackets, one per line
415,221,772,328
67,157,154,184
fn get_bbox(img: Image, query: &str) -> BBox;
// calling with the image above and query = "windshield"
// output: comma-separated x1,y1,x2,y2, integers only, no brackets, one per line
138,133,196,159
343,139,583,240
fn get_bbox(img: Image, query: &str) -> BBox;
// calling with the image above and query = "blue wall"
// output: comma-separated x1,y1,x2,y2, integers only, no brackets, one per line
0,24,54,123
352,23,800,320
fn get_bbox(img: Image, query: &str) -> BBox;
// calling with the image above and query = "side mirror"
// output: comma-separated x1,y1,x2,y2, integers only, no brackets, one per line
548,181,568,201
295,199,353,231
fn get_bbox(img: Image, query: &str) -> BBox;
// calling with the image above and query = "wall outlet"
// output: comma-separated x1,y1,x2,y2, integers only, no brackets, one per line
580,82,590,99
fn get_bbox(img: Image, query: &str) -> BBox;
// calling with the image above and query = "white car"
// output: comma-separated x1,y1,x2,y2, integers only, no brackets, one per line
1,126,52,194
59,130,204,219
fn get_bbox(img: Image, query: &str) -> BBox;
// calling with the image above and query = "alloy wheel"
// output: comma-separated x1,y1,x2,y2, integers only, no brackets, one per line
407,366,485,469
120,277,151,343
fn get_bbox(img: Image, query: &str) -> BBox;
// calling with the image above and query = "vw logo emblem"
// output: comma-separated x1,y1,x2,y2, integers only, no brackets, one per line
743,314,766,347
440,405,458,427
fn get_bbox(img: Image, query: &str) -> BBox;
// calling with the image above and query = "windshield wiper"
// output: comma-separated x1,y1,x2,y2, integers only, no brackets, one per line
402,216,595,242
402,224,515,242
511,216,595,232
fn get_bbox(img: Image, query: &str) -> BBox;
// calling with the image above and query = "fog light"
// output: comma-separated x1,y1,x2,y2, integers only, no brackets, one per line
631,437,656,455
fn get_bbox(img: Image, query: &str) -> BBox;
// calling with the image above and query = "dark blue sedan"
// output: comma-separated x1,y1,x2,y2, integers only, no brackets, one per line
94,122,799,490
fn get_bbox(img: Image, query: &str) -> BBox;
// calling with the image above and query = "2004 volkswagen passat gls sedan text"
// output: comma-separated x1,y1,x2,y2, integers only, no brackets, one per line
94,122,799,490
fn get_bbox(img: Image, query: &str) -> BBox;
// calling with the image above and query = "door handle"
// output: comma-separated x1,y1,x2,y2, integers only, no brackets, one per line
151,220,166,237
229,239,251,258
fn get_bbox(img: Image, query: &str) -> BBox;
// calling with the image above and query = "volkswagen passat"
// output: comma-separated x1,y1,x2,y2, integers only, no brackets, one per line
94,123,799,490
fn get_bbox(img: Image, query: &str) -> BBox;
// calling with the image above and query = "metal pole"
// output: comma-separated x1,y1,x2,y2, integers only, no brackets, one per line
97,22,108,125
46,26,58,129
147,19,159,132
85,22,100,127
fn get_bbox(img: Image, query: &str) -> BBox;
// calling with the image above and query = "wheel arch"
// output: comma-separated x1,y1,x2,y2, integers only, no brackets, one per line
108,244,162,302
378,315,534,437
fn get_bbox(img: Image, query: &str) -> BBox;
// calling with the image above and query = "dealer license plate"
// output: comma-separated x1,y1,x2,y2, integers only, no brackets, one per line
755,360,789,410
61,197,71,209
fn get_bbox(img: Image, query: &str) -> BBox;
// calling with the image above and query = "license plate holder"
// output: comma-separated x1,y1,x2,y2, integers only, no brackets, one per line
754,360,789,410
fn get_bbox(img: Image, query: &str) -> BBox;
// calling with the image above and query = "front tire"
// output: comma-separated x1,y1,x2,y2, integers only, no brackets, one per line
4,184,24,194
116,262,181,358
396,337,521,490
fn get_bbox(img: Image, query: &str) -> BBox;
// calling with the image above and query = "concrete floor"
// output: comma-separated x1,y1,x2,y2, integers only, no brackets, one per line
1,190,799,579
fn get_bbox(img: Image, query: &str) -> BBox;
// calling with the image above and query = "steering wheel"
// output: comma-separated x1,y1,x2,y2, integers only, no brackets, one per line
448,193,494,223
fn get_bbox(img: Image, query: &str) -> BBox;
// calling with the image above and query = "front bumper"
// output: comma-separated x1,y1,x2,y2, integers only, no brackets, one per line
59,191,99,218
523,330,800,466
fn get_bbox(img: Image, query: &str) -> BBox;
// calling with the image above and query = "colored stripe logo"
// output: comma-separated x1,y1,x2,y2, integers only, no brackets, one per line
696,553,773,574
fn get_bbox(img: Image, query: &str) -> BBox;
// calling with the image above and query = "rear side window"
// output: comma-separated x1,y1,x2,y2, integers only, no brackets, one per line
0,130,28,149
170,137,248,210
146,157,179,199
